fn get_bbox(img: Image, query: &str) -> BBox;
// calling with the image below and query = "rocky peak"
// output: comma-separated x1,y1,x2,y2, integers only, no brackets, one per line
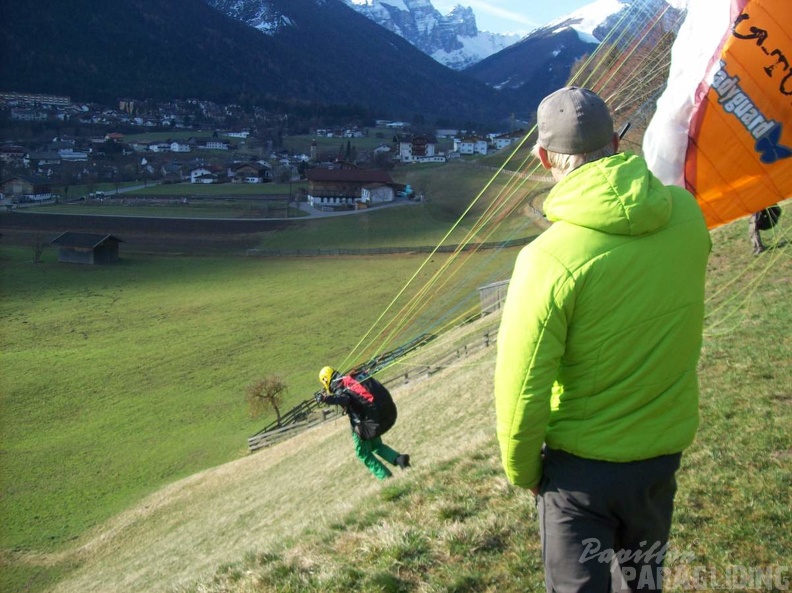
344,0,518,69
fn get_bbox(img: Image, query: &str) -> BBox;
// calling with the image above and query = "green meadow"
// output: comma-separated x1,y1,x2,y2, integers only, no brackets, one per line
0,189,529,592
0,250,454,550
125,183,304,197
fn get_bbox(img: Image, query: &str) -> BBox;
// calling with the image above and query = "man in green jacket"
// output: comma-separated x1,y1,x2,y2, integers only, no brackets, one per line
495,87,710,592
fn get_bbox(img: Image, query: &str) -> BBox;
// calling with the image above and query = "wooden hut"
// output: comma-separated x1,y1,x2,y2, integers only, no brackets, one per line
51,232,124,265
0,176,53,202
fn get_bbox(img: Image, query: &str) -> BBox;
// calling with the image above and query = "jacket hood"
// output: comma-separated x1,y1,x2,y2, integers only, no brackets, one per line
544,152,673,236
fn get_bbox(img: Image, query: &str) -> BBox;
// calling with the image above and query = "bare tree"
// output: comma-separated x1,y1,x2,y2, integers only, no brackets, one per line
30,233,49,264
245,375,288,426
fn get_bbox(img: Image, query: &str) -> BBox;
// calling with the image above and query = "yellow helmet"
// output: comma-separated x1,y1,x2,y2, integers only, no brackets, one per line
319,366,338,391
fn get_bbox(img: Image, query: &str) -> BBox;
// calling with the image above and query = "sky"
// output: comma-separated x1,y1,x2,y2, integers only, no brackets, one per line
432,0,599,36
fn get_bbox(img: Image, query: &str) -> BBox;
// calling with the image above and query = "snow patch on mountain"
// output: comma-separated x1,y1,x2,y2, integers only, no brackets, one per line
547,0,628,41
204,0,293,36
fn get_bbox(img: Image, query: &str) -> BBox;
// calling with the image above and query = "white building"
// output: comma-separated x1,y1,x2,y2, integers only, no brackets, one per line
454,137,488,156
170,142,191,153
397,135,437,163
491,130,526,150
360,183,395,204
190,167,216,183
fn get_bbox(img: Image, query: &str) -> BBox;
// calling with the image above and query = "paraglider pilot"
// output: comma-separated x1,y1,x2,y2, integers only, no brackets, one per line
317,366,410,480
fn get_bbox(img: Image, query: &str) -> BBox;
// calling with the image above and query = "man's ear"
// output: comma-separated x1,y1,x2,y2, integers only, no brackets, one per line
537,145,551,170
612,132,620,153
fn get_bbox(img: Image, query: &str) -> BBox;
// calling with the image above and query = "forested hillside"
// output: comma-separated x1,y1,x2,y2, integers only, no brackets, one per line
0,0,509,124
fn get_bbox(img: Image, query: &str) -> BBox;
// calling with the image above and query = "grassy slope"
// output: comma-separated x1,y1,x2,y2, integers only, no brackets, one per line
0,250,452,548
0,236,524,593
12,210,787,593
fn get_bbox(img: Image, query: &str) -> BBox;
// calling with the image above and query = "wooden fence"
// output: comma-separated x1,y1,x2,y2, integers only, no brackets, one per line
246,328,499,453
245,238,532,258
247,405,342,452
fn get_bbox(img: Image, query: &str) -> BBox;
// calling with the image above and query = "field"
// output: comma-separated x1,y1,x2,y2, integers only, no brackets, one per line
0,249,439,542
38,181,308,219
124,182,305,197
0,229,524,592
32,198,302,220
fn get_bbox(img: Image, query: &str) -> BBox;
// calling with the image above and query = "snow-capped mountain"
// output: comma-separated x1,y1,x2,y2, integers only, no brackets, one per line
465,0,633,94
542,0,683,51
193,0,681,121
344,0,520,70
546,0,630,44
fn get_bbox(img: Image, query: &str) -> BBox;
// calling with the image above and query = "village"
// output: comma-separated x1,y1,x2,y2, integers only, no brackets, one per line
0,91,526,208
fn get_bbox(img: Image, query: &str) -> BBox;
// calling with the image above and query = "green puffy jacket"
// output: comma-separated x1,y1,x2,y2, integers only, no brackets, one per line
494,152,710,489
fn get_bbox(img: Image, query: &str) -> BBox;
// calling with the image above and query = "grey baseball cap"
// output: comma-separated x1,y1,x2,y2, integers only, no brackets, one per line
536,86,614,154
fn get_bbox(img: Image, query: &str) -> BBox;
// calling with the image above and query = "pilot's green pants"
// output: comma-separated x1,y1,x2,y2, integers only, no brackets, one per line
352,431,399,480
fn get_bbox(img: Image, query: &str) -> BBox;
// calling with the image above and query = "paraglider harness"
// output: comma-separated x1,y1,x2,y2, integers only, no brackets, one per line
315,371,397,441
756,204,782,230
